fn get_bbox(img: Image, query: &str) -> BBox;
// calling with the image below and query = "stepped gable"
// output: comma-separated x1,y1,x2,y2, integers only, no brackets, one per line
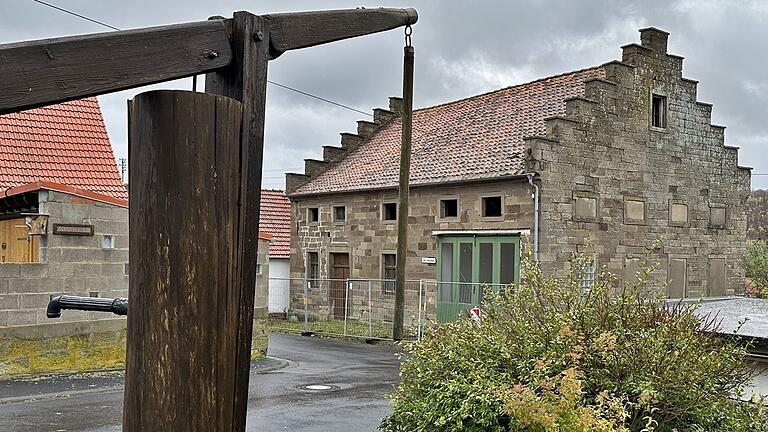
0,98,127,200
288,67,606,196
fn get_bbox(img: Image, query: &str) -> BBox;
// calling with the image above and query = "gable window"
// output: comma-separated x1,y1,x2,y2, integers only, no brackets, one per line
382,253,396,295
307,252,319,281
333,205,346,222
651,94,667,129
382,202,397,221
308,207,319,223
482,196,502,218
440,198,458,219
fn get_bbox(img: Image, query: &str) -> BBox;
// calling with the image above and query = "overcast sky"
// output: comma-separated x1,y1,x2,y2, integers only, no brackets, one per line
2,0,767,189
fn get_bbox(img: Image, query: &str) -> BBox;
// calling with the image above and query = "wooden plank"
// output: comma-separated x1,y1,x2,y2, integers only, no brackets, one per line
123,90,243,431
0,20,233,115
205,11,269,431
265,8,418,57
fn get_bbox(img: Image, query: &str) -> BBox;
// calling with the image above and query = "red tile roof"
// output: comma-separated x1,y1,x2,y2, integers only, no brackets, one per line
0,98,127,200
260,189,291,259
293,67,606,195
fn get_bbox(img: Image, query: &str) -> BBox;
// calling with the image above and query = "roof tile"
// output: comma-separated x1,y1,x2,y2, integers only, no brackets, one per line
293,67,606,195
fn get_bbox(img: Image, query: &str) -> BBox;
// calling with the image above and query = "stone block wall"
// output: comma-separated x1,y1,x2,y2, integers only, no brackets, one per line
289,179,534,312
528,28,750,297
0,190,129,327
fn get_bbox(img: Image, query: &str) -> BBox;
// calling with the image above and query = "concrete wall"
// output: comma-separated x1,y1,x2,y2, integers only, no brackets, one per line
527,29,750,297
0,190,128,327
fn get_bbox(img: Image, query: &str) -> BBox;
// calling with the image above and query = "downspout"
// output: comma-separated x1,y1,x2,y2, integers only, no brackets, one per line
526,173,539,261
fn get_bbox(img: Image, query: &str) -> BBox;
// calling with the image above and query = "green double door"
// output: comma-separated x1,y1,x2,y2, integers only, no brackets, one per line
436,235,521,323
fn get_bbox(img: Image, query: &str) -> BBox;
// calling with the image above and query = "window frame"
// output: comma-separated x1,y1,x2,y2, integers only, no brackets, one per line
307,206,320,224
480,194,504,219
381,252,397,295
381,201,398,222
306,251,320,281
439,196,460,220
650,93,668,130
333,205,346,224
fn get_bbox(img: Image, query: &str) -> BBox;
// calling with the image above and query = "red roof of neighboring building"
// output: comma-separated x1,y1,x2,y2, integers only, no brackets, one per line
292,67,606,195
4,181,128,208
260,189,291,259
0,98,127,200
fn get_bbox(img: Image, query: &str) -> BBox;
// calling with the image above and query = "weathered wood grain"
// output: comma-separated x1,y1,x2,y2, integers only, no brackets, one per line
205,11,269,431
124,90,243,431
265,8,418,58
0,20,232,114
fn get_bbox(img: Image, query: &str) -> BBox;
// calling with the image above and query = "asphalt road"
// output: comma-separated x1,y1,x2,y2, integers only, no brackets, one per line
0,333,402,432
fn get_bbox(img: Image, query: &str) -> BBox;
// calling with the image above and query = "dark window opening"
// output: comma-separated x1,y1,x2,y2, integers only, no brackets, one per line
440,199,458,218
652,94,667,128
482,196,502,217
308,207,319,223
307,252,319,281
383,202,397,220
333,206,346,222
382,253,396,295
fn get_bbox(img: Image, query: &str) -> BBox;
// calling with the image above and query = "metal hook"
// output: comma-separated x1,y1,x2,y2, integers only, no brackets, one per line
404,25,412,47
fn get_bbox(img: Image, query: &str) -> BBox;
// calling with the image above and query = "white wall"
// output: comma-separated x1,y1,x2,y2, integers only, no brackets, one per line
268,258,290,313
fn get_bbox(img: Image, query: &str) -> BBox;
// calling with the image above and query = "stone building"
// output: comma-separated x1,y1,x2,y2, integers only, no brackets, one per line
286,28,750,321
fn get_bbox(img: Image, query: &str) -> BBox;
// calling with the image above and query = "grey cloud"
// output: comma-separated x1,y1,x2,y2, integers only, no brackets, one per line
1,0,766,189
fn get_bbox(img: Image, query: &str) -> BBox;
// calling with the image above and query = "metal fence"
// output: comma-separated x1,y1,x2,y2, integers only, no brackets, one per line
267,277,504,340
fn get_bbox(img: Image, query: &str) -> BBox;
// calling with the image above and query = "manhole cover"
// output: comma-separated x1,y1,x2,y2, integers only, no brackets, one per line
298,383,339,391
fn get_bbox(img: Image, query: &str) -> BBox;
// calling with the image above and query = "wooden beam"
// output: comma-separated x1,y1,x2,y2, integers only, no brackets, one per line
265,8,418,58
0,20,233,115
205,11,269,431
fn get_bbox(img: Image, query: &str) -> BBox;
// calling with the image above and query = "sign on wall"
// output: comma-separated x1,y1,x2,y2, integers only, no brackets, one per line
53,224,94,236
421,256,437,265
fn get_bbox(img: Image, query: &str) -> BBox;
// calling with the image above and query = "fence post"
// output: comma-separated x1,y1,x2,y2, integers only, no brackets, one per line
368,280,373,338
417,279,423,340
303,278,309,333
343,279,350,336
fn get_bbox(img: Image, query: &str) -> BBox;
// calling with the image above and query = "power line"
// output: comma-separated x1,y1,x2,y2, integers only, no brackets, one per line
26,0,373,117
266,80,372,117
30,0,120,31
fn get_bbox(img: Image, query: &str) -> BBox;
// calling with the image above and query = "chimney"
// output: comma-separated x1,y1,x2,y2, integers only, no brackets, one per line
639,27,669,53
388,96,403,115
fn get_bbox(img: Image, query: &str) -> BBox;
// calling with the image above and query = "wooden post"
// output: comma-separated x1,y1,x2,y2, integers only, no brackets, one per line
204,12,269,430
124,90,244,431
394,44,415,341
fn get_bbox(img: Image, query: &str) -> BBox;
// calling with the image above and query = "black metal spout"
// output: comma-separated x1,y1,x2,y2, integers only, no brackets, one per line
47,295,128,318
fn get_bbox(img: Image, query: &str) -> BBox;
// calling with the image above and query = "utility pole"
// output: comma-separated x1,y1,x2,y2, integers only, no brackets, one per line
393,29,414,341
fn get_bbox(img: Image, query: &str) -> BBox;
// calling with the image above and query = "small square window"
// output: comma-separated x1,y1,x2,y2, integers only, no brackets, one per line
102,235,115,249
670,202,688,225
382,202,397,221
574,196,597,220
482,196,502,217
333,206,346,222
440,199,458,218
308,207,319,223
652,94,667,128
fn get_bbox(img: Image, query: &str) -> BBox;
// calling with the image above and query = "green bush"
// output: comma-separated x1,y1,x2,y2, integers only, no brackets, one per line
746,241,768,298
381,255,768,431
